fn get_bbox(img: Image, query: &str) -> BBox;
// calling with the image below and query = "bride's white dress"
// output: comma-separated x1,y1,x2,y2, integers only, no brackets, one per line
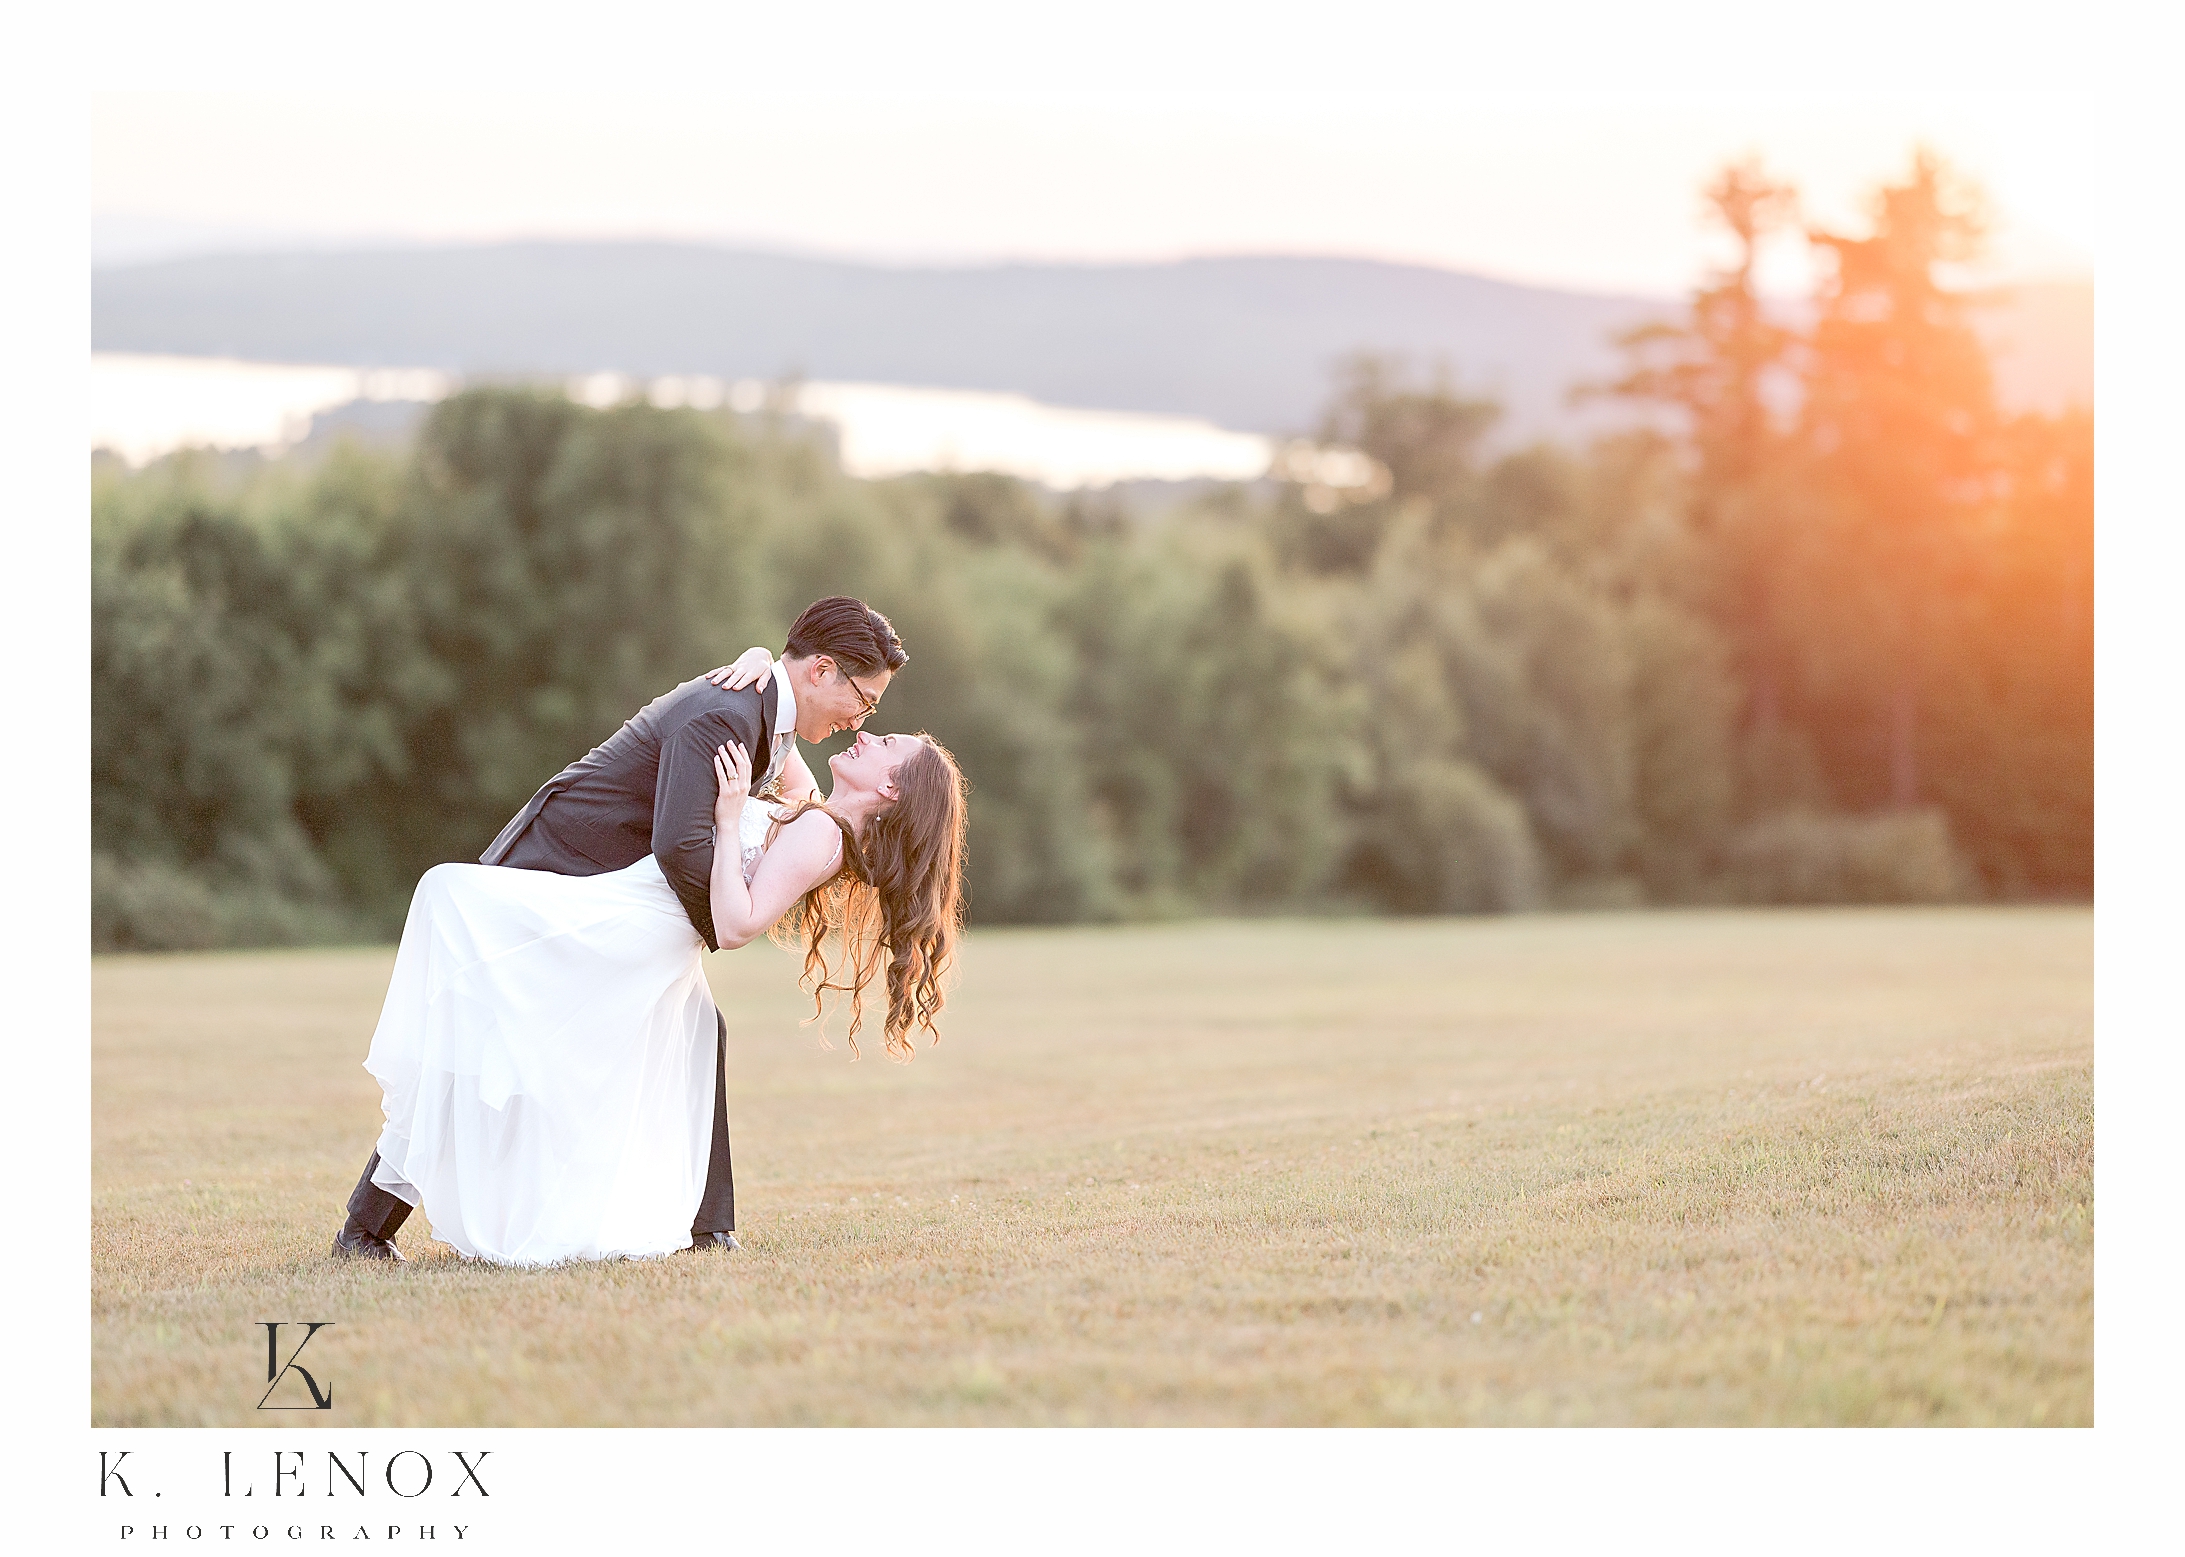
363,798,814,1266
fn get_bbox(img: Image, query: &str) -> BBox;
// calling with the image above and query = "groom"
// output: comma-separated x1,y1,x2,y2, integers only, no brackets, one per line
331,595,908,1260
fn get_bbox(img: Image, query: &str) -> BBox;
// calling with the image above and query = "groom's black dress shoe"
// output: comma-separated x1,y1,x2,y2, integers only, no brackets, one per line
685,1230,742,1253
331,1226,407,1261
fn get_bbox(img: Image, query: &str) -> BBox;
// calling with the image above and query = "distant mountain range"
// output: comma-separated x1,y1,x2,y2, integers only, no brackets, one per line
91,243,2091,443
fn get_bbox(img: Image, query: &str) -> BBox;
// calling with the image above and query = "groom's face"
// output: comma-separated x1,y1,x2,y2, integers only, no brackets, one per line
796,658,895,742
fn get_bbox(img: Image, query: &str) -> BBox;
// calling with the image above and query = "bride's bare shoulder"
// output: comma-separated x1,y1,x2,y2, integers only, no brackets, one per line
747,807,845,901
779,806,847,858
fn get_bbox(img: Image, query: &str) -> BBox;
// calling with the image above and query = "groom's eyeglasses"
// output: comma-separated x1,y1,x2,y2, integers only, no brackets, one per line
842,670,880,723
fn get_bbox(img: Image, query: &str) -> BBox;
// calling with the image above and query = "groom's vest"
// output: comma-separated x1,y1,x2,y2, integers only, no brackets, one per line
481,676,780,952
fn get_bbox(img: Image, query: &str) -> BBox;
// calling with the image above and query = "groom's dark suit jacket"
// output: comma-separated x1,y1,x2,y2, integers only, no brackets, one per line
481,675,780,952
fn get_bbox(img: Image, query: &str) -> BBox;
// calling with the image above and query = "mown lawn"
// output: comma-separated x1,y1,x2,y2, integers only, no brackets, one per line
92,907,2091,1426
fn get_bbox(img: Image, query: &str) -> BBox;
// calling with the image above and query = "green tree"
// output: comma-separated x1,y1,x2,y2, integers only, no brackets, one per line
1059,536,1349,914
1610,149,2089,894
343,388,761,902
1912,407,2092,893
1789,149,1997,813
1609,159,1804,784
1333,517,1548,913
1274,354,1503,574
91,463,359,946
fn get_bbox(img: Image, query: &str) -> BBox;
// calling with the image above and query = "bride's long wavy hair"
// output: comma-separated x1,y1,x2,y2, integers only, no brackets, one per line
765,733,968,1061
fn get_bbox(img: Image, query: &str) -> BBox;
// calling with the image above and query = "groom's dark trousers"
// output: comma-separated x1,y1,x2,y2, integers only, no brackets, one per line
342,674,783,1246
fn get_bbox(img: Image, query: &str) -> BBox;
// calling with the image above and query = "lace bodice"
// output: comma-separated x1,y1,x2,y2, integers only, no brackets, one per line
736,797,786,884
735,796,842,885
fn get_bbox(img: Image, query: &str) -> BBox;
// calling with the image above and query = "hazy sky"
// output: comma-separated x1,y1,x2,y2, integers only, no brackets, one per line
94,51,2099,297
87,0,2108,296
93,90,2096,297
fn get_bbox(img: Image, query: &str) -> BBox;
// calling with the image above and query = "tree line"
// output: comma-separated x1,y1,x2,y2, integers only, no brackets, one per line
91,153,2090,950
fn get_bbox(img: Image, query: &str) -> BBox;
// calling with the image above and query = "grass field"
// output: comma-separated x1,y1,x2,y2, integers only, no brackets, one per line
92,907,2091,1427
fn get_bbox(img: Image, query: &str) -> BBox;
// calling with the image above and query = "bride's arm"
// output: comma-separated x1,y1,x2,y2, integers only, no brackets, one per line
701,646,775,691
707,744,843,951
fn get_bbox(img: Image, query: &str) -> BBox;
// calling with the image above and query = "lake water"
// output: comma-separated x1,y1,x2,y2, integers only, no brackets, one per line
90,354,1310,491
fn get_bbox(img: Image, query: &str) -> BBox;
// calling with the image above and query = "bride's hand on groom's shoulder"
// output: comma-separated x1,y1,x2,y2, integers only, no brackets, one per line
712,741,753,821
704,646,775,692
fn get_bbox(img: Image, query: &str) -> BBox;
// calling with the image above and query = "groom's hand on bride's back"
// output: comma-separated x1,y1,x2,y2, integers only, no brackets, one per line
704,646,775,692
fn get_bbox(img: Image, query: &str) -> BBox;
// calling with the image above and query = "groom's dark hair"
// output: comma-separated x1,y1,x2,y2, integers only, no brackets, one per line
785,596,908,678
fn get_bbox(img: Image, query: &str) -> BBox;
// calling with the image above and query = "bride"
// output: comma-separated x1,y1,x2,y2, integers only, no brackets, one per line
359,725,968,1266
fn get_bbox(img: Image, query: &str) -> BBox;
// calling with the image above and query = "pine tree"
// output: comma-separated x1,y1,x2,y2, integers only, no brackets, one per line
1794,148,1997,810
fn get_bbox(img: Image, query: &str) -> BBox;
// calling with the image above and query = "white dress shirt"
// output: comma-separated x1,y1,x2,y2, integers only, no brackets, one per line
758,659,798,796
